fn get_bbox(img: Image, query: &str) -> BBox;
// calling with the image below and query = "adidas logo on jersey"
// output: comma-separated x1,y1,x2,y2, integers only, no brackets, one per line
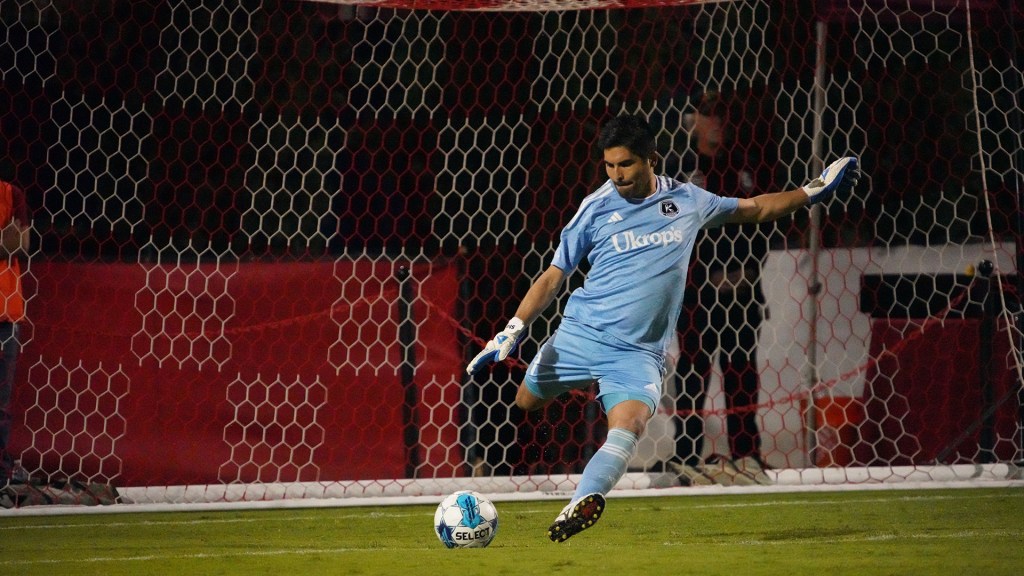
607,212,623,223
610,227,684,252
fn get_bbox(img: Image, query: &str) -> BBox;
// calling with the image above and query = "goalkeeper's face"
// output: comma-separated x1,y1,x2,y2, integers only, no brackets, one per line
603,146,656,200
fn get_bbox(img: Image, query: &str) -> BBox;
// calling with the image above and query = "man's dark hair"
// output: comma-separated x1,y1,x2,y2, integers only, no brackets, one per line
598,114,657,159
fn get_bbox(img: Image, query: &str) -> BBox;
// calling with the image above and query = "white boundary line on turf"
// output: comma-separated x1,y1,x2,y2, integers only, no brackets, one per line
1,527,1022,568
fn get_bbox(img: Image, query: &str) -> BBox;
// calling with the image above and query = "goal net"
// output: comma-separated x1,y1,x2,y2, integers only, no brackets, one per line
0,0,1021,508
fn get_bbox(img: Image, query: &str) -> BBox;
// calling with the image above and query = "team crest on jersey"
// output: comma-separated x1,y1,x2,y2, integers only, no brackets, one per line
659,200,679,218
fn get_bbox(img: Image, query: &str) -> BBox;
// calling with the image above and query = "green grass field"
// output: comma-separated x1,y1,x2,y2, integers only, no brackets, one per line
2,486,1022,575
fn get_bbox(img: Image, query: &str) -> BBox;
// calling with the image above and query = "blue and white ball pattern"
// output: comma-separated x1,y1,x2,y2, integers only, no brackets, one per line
433,490,499,548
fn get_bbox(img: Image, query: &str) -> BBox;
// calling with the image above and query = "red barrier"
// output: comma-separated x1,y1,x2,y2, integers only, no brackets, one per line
860,318,1018,465
10,259,463,486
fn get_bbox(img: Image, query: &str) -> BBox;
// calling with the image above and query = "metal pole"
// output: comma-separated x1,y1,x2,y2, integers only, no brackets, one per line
977,260,996,462
803,19,828,468
397,265,420,478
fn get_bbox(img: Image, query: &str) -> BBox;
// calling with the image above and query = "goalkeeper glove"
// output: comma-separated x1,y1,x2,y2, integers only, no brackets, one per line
466,317,526,375
803,157,861,205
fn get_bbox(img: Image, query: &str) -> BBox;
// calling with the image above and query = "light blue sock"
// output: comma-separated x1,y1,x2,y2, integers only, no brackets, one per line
572,428,639,503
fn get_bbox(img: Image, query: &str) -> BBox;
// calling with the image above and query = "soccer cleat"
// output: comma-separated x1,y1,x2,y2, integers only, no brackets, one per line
733,455,773,485
702,456,756,486
667,460,715,487
548,493,605,543
8,460,29,484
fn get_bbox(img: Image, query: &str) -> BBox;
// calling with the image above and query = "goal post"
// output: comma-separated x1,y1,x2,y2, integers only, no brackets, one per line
0,0,1021,510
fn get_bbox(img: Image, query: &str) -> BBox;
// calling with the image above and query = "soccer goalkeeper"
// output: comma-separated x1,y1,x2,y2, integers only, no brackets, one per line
466,114,860,543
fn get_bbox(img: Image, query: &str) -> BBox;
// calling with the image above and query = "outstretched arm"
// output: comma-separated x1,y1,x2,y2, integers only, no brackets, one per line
729,188,809,224
510,265,565,326
727,157,861,224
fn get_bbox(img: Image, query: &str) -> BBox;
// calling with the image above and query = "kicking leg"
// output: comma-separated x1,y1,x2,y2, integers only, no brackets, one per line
548,399,649,542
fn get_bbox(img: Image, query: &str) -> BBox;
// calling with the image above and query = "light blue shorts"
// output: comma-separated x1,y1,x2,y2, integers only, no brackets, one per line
523,319,664,414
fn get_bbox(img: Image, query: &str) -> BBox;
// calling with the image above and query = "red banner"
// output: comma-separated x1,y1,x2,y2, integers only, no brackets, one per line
10,259,464,487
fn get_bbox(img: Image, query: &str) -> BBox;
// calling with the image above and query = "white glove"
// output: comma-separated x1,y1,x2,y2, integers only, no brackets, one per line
466,317,526,375
803,157,861,205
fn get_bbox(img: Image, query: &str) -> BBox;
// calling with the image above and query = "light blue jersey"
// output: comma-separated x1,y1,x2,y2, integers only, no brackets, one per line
552,175,738,355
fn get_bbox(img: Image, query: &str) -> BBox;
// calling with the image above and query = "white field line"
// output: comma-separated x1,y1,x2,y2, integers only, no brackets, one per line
667,528,1024,547
0,547,416,567
1,528,1020,567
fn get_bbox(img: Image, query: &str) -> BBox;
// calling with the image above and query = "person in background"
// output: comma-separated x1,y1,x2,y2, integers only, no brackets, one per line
669,91,774,487
0,177,30,485
467,113,859,541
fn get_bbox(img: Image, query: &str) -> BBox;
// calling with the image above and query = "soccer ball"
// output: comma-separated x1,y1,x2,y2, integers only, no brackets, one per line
433,490,499,549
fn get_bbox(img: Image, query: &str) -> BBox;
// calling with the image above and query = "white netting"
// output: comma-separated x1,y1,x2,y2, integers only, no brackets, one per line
0,0,1021,509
